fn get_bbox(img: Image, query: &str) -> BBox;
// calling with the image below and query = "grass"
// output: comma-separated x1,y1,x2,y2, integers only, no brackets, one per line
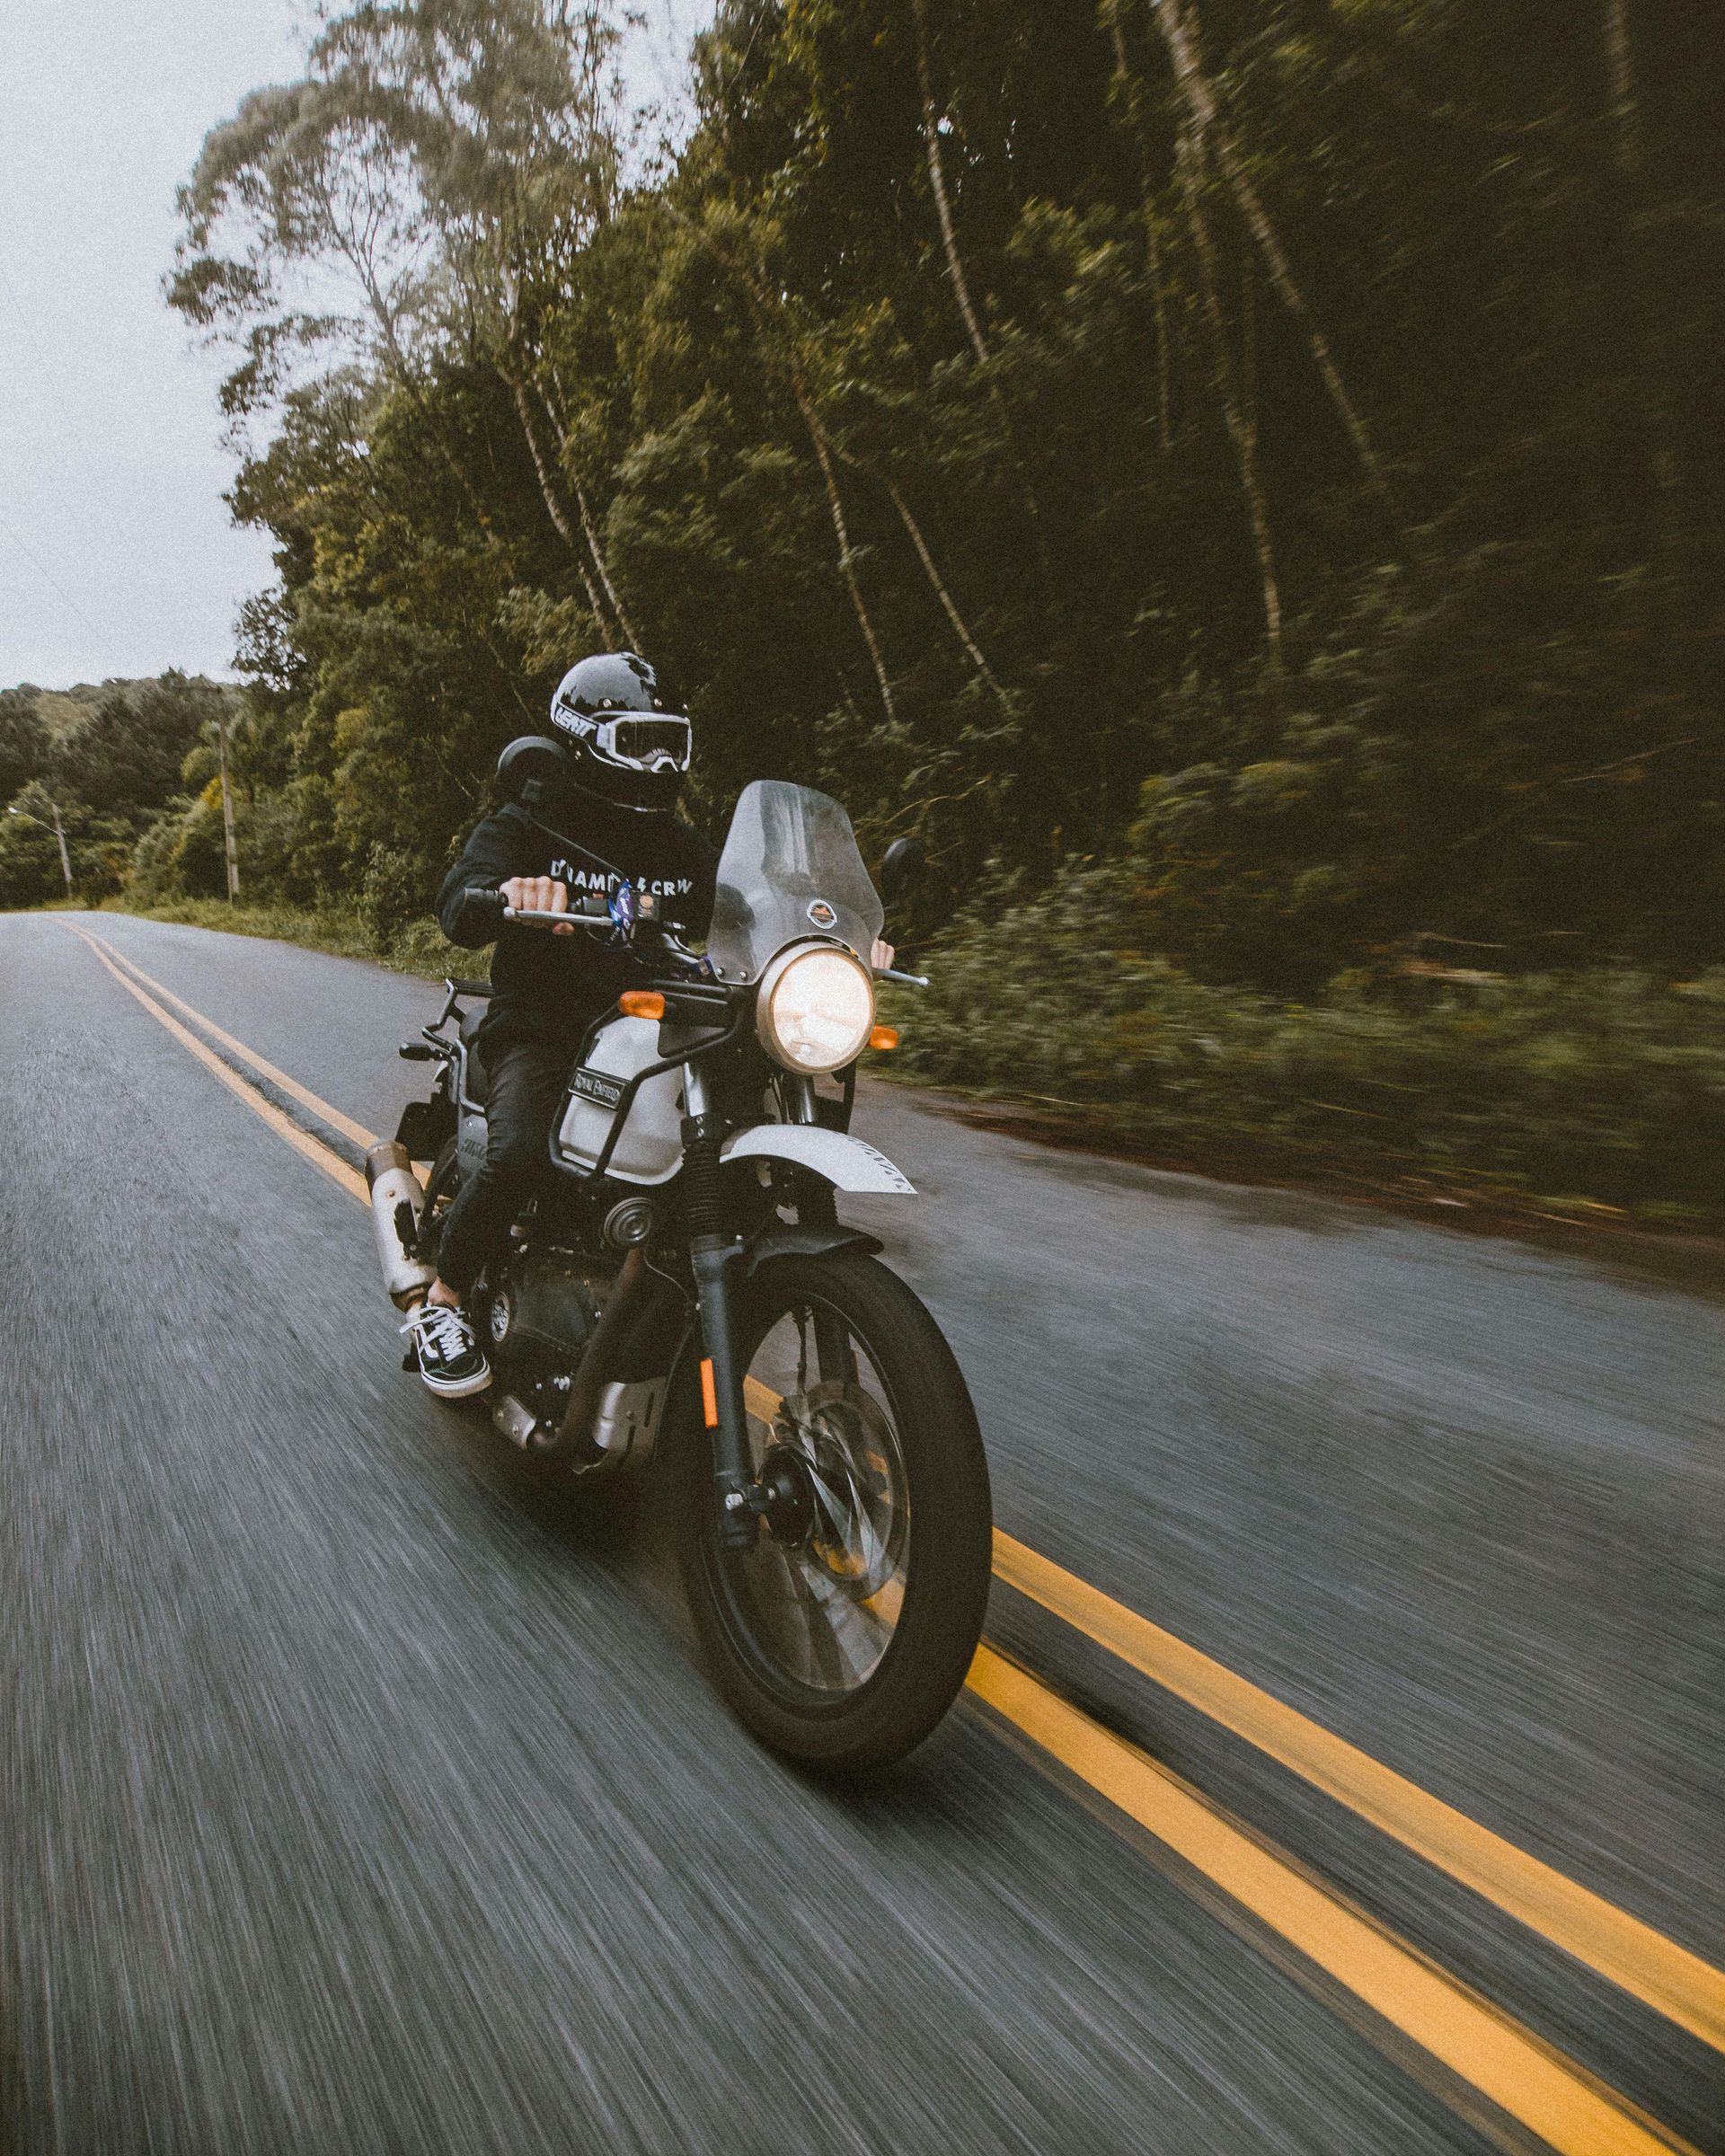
96,894,478,983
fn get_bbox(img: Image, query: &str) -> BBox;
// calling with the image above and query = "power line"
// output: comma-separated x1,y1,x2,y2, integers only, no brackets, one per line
0,508,123,666
0,254,138,561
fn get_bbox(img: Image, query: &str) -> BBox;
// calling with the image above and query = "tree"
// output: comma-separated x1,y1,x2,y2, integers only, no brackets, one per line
155,0,1723,970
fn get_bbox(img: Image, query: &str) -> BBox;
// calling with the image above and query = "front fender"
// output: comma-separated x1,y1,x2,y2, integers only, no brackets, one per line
721,1122,917,1195
743,1223,883,1278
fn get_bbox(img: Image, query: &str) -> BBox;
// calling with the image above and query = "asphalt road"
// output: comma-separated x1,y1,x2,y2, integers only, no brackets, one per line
4,909,1721,2156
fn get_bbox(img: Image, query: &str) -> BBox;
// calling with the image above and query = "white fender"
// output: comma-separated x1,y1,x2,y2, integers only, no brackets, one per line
721,1123,916,1195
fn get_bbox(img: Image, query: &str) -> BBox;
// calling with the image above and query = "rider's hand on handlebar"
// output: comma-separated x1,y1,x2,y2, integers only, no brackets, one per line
500,876,575,934
871,939,894,972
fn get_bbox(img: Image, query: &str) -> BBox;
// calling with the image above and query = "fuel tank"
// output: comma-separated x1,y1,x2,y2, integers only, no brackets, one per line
554,1015,685,1186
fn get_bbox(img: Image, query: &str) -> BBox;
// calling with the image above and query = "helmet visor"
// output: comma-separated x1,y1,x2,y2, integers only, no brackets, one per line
592,713,692,775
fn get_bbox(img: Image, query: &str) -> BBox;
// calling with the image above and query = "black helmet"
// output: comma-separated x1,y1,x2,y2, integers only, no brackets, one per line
548,651,691,813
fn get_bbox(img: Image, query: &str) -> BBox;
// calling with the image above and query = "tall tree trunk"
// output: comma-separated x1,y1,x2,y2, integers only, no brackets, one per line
663,201,899,721
1103,0,1172,455
1178,133,1283,668
1601,0,1684,608
910,0,1056,593
913,0,989,367
511,376,615,633
1151,0,1402,534
571,475,643,650
784,367,899,727
879,472,1013,711
532,380,645,648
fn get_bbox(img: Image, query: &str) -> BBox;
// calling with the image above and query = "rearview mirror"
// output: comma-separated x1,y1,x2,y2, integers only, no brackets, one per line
497,735,569,808
878,835,924,908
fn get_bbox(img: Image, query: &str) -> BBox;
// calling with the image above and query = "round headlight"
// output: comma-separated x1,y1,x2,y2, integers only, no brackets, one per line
756,946,876,1074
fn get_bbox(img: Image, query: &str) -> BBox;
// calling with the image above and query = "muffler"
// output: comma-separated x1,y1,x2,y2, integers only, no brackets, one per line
366,1140,437,1308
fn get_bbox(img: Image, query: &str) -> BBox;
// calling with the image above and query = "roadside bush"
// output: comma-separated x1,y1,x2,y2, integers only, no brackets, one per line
128,800,195,903
888,872,1725,1226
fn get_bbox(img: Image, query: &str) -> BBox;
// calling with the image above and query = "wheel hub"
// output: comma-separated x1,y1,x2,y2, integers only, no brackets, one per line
758,1443,817,1546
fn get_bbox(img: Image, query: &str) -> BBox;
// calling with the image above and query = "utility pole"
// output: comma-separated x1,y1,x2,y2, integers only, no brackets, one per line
216,701,241,901
7,799,75,898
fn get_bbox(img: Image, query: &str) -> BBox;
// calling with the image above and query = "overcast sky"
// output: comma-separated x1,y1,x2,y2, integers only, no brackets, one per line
0,0,704,694
0,0,314,690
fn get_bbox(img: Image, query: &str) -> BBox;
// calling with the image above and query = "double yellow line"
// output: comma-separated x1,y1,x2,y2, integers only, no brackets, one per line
67,922,1720,2155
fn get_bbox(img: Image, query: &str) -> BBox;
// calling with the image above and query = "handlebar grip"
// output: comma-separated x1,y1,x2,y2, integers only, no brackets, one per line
461,885,599,927
463,884,661,932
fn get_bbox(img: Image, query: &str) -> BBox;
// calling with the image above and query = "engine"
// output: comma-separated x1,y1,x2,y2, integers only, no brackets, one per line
478,1251,604,1427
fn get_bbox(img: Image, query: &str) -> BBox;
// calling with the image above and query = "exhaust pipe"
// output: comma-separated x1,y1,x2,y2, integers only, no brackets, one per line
366,1140,437,1309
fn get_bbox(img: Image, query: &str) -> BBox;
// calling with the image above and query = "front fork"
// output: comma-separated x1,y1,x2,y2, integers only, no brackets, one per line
784,1078,858,1386
684,1068,857,1551
683,1064,758,1551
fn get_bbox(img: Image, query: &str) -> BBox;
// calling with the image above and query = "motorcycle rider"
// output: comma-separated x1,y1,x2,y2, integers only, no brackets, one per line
400,651,720,1396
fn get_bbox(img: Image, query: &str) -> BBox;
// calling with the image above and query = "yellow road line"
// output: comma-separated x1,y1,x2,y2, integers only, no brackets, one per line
969,1646,1699,2156
72,924,1721,2123
78,926,379,1151
753,1362,1723,2052
992,1530,1725,2052
66,928,369,1206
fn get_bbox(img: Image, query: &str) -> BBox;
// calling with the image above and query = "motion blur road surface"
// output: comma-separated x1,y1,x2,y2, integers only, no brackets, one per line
4,911,1721,2155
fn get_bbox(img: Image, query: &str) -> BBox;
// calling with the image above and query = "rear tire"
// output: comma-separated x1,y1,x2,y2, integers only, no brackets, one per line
673,1250,992,1773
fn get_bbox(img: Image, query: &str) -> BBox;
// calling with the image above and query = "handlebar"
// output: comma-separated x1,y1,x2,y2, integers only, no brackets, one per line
460,885,661,931
462,885,931,985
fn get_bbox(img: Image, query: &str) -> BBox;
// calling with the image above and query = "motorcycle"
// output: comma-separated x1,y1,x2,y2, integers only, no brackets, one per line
367,773,993,1771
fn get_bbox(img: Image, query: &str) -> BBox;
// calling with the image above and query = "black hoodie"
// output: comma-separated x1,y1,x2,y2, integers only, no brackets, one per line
437,797,720,1050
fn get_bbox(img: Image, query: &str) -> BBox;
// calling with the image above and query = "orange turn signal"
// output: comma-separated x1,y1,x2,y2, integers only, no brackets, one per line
869,1025,900,1052
619,990,666,1020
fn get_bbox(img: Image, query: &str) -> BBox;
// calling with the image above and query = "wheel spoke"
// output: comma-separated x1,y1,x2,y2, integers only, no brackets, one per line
721,1305,912,1701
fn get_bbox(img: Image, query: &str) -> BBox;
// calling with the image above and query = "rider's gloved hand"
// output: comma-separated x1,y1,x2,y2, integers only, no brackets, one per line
871,939,894,971
500,875,576,935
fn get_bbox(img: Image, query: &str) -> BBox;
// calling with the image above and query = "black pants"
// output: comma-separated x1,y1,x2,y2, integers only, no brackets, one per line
436,1036,570,1296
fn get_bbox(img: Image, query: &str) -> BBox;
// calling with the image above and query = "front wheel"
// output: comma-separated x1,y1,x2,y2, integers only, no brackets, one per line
673,1250,992,1773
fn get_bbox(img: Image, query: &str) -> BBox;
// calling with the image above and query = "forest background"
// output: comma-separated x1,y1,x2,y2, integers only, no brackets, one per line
3,0,1721,1224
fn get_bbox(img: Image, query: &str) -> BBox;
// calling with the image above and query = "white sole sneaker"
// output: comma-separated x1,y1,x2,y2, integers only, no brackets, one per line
402,1302,494,1398
418,1363,493,1400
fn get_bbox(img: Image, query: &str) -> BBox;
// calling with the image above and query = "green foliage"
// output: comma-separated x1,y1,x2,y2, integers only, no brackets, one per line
13,0,1721,1219
0,676,236,906
146,0,1721,968
887,874,1725,1224
0,691,46,806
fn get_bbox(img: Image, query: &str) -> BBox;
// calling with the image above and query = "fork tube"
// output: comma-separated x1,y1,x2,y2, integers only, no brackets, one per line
783,1080,859,1385
683,1064,756,1550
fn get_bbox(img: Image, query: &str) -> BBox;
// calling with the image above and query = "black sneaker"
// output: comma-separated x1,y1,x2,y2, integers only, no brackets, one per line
402,1301,492,1398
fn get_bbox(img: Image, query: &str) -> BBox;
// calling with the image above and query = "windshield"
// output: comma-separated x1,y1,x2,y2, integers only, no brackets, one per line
707,781,884,985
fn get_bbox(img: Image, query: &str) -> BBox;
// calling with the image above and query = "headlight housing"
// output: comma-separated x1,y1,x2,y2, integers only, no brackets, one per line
756,945,876,1074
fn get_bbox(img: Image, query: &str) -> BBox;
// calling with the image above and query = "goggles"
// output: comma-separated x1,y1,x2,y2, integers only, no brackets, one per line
560,707,693,775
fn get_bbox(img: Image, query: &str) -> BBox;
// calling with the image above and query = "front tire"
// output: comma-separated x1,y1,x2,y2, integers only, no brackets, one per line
673,1250,992,1773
